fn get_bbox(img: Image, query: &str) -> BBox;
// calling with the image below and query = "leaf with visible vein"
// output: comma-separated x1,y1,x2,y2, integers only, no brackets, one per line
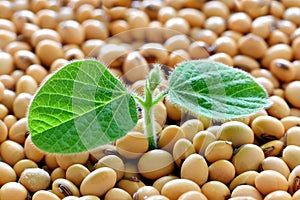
27,59,138,153
168,60,272,120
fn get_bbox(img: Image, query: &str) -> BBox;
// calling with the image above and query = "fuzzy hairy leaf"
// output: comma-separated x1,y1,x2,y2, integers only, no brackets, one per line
28,59,138,153
168,60,272,120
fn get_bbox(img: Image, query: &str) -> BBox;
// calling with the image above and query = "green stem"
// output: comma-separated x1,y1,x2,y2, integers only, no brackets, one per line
133,95,146,108
143,86,157,150
133,87,158,149
143,105,156,150
133,65,166,150
152,90,169,105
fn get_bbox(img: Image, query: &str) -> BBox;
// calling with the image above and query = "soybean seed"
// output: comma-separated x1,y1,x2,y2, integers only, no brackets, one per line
173,138,195,166
201,181,230,200
0,119,8,143
264,191,292,200
152,175,179,193
0,182,28,200
205,140,233,163
56,152,89,170
138,149,174,180
260,140,284,157
20,168,51,193
13,159,38,177
181,154,208,186
208,160,235,184
231,185,263,200
53,178,80,198
104,188,132,200
161,179,201,200
0,139,25,166
285,81,300,108
283,145,300,170
262,156,290,179
117,178,145,197
95,155,124,181
158,125,185,152
251,116,285,141
232,144,265,175
229,171,259,190
133,186,160,200
255,170,288,196
218,121,254,147
116,131,148,159
66,164,90,187
178,191,207,200
0,161,17,186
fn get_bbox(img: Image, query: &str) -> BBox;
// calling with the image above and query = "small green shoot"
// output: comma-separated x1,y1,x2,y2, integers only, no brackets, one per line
27,59,271,153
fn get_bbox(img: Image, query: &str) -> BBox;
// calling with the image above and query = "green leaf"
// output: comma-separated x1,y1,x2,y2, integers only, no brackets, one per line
168,60,272,120
27,59,138,153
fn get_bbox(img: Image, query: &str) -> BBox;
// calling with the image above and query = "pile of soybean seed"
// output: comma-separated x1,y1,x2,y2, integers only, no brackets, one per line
1,0,300,199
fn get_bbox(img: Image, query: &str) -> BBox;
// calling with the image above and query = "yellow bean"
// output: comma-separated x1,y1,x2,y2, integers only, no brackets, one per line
0,161,17,186
116,131,148,159
181,154,208,186
161,179,201,200
138,149,174,180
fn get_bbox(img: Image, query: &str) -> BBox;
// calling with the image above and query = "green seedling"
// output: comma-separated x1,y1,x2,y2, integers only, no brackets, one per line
27,59,271,153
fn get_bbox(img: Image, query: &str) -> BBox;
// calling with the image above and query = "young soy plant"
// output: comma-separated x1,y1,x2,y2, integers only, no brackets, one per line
27,59,271,153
